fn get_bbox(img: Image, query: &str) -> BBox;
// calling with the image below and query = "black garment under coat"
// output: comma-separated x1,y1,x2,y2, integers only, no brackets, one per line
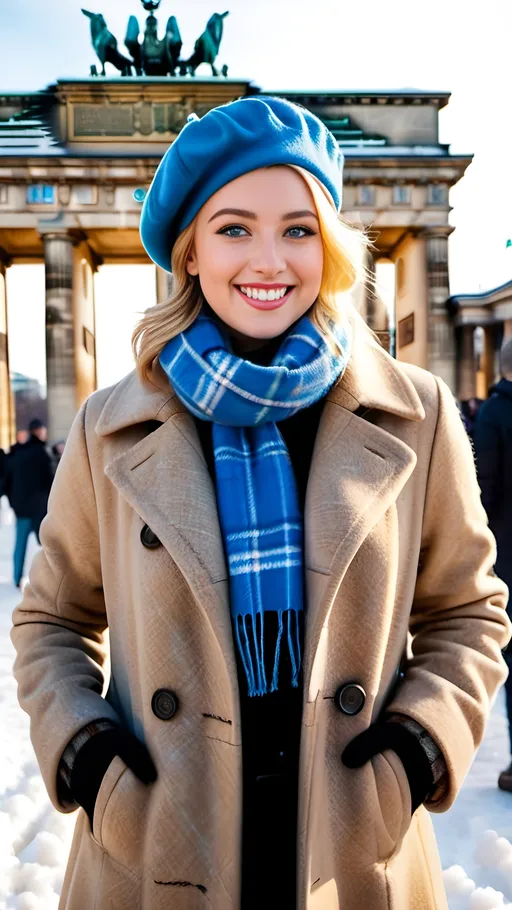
473,378,512,591
4,435,54,523
196,395,325,910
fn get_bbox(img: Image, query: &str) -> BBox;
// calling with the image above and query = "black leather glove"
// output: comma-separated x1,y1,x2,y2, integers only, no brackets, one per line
69,726,157,828
341,720,434,814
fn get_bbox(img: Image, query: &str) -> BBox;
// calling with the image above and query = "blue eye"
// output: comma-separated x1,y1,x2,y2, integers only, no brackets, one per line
286,225,315,238
217,224,249,238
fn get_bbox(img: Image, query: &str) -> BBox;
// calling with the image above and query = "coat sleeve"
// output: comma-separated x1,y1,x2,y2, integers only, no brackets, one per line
10,399,121,813
385,376,510,813
473,402,502,520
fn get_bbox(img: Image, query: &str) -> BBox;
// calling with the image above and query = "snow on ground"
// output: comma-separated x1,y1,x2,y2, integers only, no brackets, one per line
0,498,512,909
0,501,76,909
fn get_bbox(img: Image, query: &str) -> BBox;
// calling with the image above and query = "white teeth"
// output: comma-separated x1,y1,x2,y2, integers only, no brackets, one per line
238,286,288,301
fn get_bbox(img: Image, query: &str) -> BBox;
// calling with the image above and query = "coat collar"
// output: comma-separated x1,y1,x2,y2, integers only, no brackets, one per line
96,319,424,712
326,317,425,421
95,361,183,437
95,320,425,438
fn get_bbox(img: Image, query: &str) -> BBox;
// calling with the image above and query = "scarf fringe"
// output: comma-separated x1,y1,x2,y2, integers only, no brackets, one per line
238,611,301,697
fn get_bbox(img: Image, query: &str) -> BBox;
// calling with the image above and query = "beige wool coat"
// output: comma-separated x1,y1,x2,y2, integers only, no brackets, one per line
11,321,510,910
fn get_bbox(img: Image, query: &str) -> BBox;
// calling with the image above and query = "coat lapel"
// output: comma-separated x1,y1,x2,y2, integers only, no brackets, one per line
96,365,233,663
104,417,228,586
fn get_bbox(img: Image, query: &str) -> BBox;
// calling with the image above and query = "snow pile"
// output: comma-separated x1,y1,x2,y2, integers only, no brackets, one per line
0,770,75,910
469,887,511,909
443,848,512,910
465,830,512,907
0,516,75,910
443,865,477,904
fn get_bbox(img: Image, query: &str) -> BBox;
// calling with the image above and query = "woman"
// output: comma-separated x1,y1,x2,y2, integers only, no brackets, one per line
11,97,510,910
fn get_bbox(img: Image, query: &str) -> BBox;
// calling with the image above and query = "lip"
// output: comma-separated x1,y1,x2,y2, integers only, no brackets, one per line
237,283,289,290
235,286,294,310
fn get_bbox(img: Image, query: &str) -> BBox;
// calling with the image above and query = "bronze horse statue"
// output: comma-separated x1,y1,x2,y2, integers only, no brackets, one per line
180,11,229,77
125,12,182,76
82,9,134,76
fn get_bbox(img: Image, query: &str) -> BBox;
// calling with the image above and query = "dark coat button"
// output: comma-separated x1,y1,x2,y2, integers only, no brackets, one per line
151,689,179,720
141,524,161,549
335,683,366,716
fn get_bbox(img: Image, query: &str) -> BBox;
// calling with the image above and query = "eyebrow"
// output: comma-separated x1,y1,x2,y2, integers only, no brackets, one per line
207,207,319,223
282,210,318,221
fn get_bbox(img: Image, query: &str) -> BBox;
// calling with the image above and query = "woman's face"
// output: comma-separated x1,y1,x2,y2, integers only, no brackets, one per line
186,166,324,345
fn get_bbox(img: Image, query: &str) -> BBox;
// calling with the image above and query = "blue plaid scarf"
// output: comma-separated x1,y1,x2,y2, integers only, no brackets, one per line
159,310,352,696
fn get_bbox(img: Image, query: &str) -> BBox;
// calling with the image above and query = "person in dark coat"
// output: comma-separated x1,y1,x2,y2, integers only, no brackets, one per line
9,429,28,457
51,439,66,475
2,432,28,503
4,419,54,588
460,397,483,440
473,337,512,790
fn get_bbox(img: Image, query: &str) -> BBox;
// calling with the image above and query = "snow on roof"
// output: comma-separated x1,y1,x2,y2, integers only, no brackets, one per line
342,145,450,157
449,278,512,303
269,88,451,98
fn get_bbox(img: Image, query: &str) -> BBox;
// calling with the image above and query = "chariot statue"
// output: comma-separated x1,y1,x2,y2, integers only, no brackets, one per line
82,2,229,78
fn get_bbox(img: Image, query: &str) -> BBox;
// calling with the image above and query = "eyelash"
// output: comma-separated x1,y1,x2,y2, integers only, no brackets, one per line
217,224,316,239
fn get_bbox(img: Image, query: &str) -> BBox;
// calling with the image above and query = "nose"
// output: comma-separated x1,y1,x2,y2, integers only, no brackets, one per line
250,233,286,277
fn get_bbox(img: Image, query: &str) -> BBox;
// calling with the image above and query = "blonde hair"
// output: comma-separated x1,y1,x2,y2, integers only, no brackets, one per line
132,165,370,386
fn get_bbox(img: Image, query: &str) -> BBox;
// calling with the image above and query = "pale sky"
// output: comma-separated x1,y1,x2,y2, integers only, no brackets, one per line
2,0,512,389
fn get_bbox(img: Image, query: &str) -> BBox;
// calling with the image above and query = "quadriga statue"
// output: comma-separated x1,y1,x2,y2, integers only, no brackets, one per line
82,4,230,79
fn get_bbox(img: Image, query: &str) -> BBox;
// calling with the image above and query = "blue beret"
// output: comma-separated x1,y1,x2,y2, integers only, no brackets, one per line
140,96,344,273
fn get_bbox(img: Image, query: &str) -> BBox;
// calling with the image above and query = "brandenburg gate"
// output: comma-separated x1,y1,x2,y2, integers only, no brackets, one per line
0,77,473,446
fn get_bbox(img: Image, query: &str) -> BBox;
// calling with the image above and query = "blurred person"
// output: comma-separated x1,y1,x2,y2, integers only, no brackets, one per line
51,439,66,474
473,338,512,791
4,418,53,588
460,397,482,440
0,434,26,510
10,98,510,910
9,429,28,456
2,431,28,507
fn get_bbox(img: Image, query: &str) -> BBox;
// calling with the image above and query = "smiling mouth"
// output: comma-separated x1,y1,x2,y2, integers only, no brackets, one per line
235,285,294,304
238,285,289,302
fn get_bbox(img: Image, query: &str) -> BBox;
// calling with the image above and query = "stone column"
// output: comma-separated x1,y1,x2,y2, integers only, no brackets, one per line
393,232,428,369
0,256,15,450
363,252,390,350
457,325,476,401
43,232,77,443
481,325,496,398
155,266,172,304
424,227,456,392
363,251,375,326
73,242,98,407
